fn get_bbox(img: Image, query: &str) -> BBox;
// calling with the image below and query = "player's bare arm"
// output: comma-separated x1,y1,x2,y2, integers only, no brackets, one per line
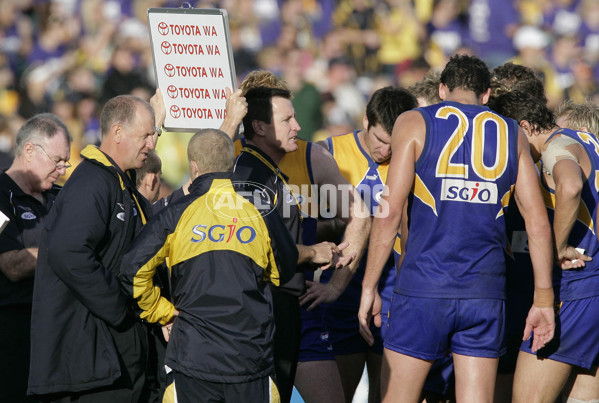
299,143,369,310
358,110,424,346
550,142,591,269
513,129,555,351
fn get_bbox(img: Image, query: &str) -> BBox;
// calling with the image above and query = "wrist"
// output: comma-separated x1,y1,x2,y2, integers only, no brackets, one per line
533,286,554,308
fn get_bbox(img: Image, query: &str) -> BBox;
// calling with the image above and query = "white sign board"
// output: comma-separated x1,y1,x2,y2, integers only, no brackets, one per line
148,8,236,132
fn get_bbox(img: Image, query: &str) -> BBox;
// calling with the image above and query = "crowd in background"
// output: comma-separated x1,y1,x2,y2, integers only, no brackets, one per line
1,0,599,188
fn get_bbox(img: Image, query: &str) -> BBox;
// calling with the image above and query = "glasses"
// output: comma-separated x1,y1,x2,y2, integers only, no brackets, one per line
33,144,72,171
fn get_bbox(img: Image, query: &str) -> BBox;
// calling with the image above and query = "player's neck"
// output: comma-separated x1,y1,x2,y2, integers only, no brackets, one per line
443,89,482,106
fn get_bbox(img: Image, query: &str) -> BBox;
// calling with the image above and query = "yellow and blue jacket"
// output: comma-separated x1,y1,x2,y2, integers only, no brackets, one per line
119,172,298,383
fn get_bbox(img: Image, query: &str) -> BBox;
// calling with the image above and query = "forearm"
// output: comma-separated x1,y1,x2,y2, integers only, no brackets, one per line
218,115,241,139
552,190,580,253
339,214,371,275
297,244,314,265
327,267,353,295
526,219,554,290
0,248,38,282
362,214,399,291
139,292,176,325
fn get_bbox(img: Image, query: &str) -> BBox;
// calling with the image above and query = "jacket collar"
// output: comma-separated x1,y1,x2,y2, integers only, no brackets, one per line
188,171,235,195
80,145,135,190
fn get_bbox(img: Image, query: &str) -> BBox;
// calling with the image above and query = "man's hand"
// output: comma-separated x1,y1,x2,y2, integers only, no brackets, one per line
358,289,382,346
523,306,555,352
150,88,166,129
309,241,355,270
558,245,591,270
299,280,342,311
225,88,247,122
219,88,247,138
161,309,180,342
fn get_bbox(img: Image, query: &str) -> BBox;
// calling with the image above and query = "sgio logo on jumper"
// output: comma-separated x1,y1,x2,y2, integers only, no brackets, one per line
191,219,257,244
440,179,498,204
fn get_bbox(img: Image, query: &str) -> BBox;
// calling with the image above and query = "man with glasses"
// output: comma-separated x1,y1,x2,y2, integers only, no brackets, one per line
28,95,156,402
0,113,72,402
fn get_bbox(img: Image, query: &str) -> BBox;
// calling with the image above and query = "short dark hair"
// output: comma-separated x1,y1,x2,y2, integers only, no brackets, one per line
366,87,418,135
135,150,162,187
490,90,555,133
243,87,292,140
440,54,490,98
491,62,547,104
14,113,72,156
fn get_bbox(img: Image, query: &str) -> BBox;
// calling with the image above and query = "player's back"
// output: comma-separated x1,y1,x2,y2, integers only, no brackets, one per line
398,101,519,299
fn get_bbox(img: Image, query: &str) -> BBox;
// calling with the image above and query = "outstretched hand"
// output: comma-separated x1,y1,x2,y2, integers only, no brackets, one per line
310,241,356,270
523,306,555,352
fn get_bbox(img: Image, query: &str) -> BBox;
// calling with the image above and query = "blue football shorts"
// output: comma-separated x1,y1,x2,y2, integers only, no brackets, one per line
298,304,335,362
520,295,599,369
324,304,384,355
385,294,506,359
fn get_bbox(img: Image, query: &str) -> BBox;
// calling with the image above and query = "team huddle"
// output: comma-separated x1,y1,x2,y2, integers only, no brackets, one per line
2,54,599,403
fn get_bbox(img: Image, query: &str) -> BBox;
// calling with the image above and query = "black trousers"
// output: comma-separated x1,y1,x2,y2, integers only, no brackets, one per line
270,289,301,403
0,305,36,403
173,372,272,403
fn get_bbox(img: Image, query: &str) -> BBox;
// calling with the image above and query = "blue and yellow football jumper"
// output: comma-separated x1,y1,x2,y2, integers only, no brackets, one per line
541,128,599,301
399,101,519,299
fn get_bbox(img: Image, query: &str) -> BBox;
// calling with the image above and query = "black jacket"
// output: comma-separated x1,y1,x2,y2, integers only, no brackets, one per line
233,144,305,296
28,146,150,396
120,172,298,382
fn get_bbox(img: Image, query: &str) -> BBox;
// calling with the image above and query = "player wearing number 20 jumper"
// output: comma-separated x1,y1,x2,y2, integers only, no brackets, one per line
385,98,520,365
359,55,555,401
396,102,518,301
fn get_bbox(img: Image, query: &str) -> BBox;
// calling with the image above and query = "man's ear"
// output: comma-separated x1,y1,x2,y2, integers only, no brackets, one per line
480,88,491,105
189,160,200,179
252,120,267,137
150,173,160,191
519,120,533,137
23,142,35,162
438,83,447,100
112,123,122,144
